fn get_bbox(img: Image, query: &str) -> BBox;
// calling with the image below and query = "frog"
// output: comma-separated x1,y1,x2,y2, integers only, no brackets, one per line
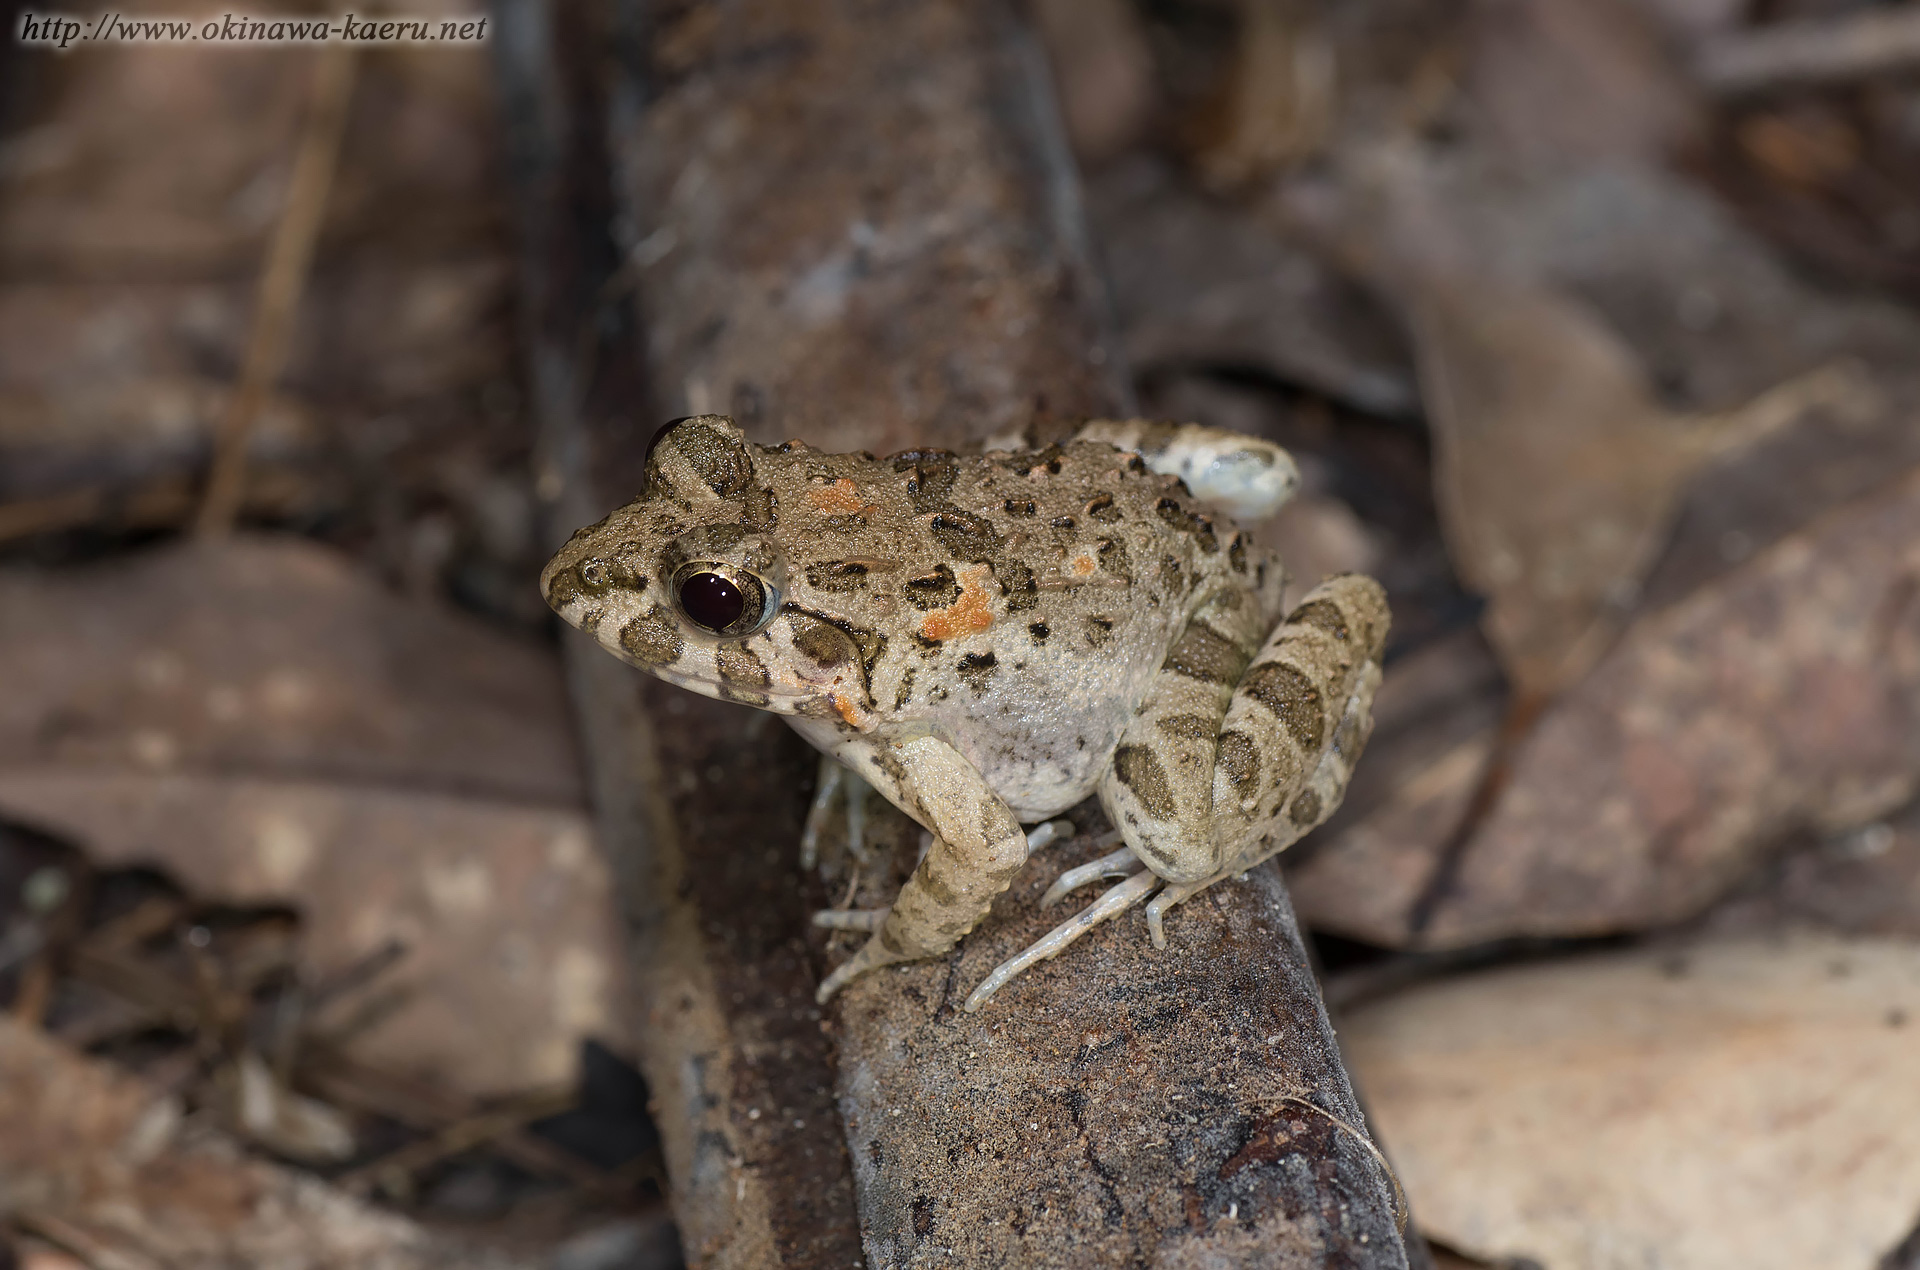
540,414,1388,1011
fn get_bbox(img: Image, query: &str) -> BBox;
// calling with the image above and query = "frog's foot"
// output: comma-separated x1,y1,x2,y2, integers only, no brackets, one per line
800,756,870,872
964,869,1160,1012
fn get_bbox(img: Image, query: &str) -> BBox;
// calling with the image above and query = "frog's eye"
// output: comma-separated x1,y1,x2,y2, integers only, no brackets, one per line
671,561,779,638
579,559,611,590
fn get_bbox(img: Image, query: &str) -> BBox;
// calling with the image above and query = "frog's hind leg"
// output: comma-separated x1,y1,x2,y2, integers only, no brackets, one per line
1155,575,1386,942
1095,573,1386,935
1141,644,1382,945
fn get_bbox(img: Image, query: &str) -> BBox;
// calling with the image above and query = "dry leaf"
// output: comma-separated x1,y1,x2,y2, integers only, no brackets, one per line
1087,159,1416,418
1413,270,1870,699
0,1017,529,1269
1191,0,1336,190
1466,0,1701,165
229,1048,356,1163
1030,0,1157,166
1294,463,1920,948
0,538,621,1095
1344,934,1920,1270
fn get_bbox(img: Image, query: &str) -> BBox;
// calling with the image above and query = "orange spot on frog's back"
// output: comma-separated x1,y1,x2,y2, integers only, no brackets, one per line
918,565,995,641
807,478,867,516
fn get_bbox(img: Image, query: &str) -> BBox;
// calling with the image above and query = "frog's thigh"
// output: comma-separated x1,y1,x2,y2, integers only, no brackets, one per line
815,735,1028,1002
1098,587,1266,884
1209,573,1389,867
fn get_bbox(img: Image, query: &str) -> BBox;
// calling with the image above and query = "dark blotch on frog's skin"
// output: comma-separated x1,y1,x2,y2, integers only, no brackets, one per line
1216,730,1259,788
806,560,871,592
997,560,1038,612
894,451,959,512
1162,623,1247,686
673,421,757,498
1242,662,1325,753
1085,616,1114,648
1288,788,1323,827
620,607,684,667
1154,497,1218,554
1113,745,1177,820
1028,621,1050,643
958,651,998,694
546,567,584,612
928,510,1005,560
717,644,770,688
788,612,857,670
1156,713,1216,742
904,564,962,611
1286,598,1350,643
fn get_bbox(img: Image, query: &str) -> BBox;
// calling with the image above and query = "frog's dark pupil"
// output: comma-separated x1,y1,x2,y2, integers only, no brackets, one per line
680,571,745,631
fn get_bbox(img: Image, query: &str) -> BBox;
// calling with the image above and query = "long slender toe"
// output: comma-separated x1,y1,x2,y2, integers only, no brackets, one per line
1039,846,1141,907
965,870,1160,1011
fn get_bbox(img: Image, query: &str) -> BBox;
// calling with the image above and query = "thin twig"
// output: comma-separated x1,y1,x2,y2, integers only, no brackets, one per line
195,42,356,538
1696,6,1920,96
0,467,313,547
335,1084,578,1196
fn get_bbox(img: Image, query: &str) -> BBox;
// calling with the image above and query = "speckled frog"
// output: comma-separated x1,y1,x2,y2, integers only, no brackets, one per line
541,415,1387,1010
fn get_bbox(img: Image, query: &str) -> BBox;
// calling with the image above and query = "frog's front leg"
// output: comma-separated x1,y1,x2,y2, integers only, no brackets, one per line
813,735,1031,1003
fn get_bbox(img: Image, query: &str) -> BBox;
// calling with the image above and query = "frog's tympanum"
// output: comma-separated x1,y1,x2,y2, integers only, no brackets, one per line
542,416,1387,1010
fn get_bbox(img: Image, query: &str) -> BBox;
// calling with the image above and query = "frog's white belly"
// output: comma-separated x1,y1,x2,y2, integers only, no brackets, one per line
799,627,1171,823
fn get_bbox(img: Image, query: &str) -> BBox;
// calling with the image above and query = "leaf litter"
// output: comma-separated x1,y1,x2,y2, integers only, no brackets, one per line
7,0,1920,1263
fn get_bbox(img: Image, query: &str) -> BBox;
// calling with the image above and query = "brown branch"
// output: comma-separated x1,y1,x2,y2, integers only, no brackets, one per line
1696,7,1920,96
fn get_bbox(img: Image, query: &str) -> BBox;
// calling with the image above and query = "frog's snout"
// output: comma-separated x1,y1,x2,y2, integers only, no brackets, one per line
540,538,652,635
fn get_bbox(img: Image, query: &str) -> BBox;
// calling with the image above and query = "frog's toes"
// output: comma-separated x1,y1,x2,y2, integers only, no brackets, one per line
1039,842,1136,907
1023,819,1079,852
965,870,1161,1012
1143,877,1216,950
815,928,919,1003
800,757,871,872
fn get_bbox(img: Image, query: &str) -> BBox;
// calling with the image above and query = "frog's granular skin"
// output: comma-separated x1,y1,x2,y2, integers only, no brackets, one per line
502,0,1413,1263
